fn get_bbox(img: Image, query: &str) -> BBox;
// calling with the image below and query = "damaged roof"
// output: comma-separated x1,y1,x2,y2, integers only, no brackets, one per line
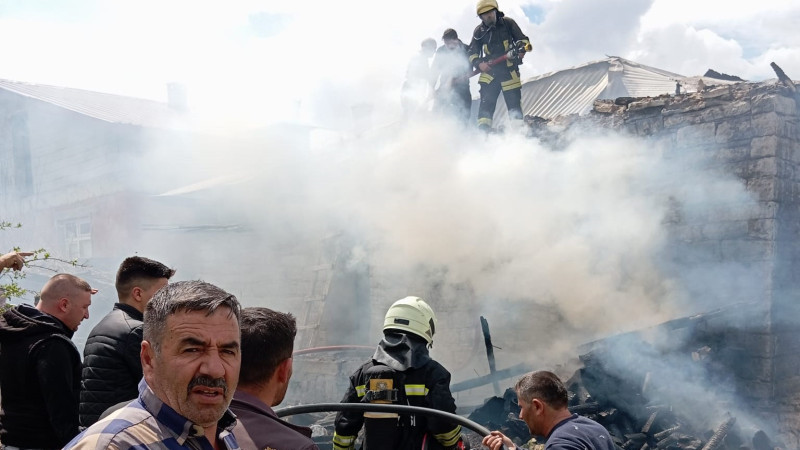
0,78,188,129
491,56,740,125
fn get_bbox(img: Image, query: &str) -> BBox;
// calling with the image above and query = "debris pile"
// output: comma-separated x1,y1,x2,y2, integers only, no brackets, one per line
465,345,784,450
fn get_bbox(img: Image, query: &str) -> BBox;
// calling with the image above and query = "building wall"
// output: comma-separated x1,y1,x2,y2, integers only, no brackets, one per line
582,82,800,446
0,90,148,259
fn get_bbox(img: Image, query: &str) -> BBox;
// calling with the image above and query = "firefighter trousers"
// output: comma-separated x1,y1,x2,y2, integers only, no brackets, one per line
477,69,522,129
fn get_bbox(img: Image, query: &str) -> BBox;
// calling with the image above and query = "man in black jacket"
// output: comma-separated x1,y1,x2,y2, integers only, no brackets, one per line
79,256,174,427
0,273,97,449
468,0,530,132
231,307,319,450
333,296,464,450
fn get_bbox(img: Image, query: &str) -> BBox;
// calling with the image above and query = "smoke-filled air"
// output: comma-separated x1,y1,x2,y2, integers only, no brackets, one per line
0,0,791,444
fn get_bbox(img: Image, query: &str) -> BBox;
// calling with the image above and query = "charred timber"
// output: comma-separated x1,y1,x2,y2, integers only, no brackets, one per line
654,425,681,441
568,402,600,415
641,411,658,433
700,417,736,450
451,362,533,392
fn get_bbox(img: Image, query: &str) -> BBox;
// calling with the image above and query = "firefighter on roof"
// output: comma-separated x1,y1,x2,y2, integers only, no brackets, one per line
468,0,530,132
332,296,465,450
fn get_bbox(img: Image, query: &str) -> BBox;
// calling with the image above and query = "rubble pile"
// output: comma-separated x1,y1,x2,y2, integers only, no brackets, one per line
465,345,784,450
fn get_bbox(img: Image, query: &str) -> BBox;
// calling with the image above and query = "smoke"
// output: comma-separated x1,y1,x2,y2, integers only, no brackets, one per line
0,0,786,435
110,112,760,356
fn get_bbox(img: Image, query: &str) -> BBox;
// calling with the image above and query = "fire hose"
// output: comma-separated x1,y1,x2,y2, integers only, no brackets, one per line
469,42,533,78
275,402,505,449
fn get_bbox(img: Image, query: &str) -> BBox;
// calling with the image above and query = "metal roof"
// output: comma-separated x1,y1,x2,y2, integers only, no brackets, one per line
491,56,734,127
0,79,188,129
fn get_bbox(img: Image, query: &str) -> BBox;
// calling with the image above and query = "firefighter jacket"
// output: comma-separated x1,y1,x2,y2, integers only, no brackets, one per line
467,11,530,85
332,332,462,450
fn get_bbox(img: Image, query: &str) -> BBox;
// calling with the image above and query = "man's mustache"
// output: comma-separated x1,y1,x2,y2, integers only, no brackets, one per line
187,375,228,396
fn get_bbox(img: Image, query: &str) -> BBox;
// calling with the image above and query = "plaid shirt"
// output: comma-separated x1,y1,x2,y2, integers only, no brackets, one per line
63,380,241,450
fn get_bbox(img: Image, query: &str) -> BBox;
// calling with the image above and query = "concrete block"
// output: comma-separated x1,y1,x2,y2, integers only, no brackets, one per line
746,177,777,201
710,145,750,163
751,135,780,158
676,122,716,146
747,218,777,240
774,331,800,358
715,116,753,144
740,379,774,401
754,92,798,115
720,239,774,261
752,112,781,136
736,355,773,381
721,100,752,118
730,331,774,357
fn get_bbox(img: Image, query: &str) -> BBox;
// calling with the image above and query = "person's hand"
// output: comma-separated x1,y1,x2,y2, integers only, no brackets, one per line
0,251,33,271
482,431,514,450
479,62,490,73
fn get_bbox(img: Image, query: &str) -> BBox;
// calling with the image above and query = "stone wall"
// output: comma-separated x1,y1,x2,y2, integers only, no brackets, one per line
564,81,800,447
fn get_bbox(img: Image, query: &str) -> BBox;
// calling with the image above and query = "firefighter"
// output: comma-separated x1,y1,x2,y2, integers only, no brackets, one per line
332,296,465,450
467,0,530,132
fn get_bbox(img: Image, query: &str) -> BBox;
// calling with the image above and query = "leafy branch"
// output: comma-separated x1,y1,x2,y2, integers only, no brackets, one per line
1,241,88,302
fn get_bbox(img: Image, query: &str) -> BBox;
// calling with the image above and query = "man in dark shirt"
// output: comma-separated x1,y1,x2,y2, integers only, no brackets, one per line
231,307,319,450
79,256,175,426
483,371,615,450
0,273,97,449
431,28,473,125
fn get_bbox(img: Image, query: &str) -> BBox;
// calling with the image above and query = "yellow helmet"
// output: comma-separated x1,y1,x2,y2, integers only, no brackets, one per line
476,0,498,15
383,296,437,345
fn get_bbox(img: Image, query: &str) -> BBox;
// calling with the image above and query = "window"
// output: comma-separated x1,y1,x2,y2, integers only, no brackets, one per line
62,217,92,259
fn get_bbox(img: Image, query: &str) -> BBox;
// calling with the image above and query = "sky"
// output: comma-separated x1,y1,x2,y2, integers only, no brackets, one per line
0,0,798,128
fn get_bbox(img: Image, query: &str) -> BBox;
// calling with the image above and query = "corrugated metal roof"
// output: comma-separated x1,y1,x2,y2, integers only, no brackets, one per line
0,79,188,129
491,56,732,127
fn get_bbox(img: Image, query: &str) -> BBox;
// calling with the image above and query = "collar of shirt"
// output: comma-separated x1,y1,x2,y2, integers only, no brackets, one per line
114,302,144,321
137,379,239,447
547,413,579,440
232,390,278,418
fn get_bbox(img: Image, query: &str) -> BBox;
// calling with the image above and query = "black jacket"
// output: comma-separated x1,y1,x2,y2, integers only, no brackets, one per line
333,332,462,450
0,304,82,449
79,302,144,426
467,12,530,79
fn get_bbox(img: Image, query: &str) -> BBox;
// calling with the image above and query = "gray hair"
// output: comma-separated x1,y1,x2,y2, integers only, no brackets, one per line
143,280,241,353
515,370,569,409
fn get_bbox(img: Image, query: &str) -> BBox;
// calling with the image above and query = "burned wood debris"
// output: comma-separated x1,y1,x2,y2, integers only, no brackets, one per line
464,344,784,450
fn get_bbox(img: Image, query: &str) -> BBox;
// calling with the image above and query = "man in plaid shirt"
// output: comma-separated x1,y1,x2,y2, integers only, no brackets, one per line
64,280,243,450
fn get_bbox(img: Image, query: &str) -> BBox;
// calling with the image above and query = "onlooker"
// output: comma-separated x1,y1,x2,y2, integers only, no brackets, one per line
80,256,175,426
333,296,464,450
64,280,243,450
231,307,319,450
482,371,615,450
0,250,33,272
0,273,97,449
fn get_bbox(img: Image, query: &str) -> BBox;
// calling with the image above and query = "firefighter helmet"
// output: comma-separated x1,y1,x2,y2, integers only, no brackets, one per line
383,296,437,345
477,0,498,15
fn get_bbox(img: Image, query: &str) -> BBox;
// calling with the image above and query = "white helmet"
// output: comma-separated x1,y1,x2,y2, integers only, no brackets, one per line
383,296,438,345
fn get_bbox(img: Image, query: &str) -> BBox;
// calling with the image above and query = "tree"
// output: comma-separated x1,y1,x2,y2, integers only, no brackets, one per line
1,220,84,309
